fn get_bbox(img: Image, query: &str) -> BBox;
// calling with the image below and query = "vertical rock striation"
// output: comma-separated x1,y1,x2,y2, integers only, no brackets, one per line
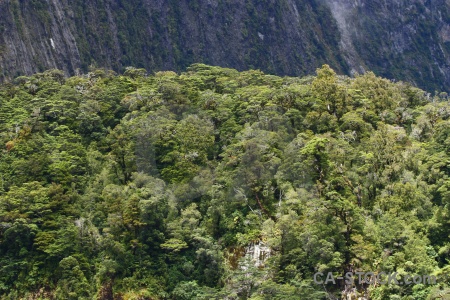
0,0,81,79
0,0,347,80
1,0,450,91
324,0,450,91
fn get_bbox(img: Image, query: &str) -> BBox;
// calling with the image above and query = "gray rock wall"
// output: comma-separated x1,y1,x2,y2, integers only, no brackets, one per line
1,0,450,91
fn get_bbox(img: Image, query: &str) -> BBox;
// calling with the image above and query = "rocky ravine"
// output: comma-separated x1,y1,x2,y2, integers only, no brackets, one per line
1,0,450,92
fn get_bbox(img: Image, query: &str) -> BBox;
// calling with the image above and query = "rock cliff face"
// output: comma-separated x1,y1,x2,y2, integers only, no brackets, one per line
325,0,450,92
0,0,82,78
1,0,450,91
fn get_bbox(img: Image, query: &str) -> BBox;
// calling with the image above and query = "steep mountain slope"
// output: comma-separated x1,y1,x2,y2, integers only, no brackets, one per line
0,0,346,77
327,0,450,92
1,0,450,91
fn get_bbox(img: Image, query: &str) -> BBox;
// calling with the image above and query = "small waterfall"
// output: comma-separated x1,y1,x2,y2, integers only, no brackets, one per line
244,241,271,268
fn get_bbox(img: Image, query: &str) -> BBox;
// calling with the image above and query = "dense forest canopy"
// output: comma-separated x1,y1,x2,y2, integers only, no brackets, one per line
1,64,450,299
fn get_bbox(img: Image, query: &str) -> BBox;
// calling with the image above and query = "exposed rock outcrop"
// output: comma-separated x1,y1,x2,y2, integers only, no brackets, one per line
1,0,450,91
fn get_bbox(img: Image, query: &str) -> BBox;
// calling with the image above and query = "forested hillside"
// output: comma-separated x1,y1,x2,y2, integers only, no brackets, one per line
1,64,450,299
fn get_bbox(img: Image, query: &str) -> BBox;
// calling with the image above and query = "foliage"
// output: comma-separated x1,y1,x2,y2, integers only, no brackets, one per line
0,64,448,299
